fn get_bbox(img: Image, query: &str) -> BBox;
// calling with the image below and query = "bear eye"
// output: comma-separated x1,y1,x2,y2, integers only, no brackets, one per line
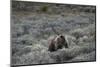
60,35,63,38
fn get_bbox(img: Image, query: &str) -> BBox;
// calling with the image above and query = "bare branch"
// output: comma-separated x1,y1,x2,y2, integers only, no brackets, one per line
51,25,60,35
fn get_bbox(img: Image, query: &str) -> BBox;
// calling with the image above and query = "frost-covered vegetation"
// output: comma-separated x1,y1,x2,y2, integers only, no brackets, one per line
11,1,96,66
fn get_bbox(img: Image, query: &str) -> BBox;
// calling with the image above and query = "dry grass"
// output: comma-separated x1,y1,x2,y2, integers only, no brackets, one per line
11,3,96,66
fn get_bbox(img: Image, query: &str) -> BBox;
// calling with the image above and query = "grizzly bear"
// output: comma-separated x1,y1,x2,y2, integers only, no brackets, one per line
48,34,68,52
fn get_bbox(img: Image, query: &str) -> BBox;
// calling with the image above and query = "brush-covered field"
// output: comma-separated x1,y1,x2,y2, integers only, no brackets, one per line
11,1,96,66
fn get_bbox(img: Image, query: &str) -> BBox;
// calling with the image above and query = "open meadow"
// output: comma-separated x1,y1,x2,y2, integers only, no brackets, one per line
11,1,96,66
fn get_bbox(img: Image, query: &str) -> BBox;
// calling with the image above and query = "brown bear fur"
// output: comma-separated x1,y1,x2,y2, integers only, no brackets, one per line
48,34,68,52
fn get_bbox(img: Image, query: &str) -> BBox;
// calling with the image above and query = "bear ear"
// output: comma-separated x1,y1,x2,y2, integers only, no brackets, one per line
59,34,64,37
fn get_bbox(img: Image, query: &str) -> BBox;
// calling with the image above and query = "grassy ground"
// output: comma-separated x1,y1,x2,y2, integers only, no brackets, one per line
11,1,96,66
